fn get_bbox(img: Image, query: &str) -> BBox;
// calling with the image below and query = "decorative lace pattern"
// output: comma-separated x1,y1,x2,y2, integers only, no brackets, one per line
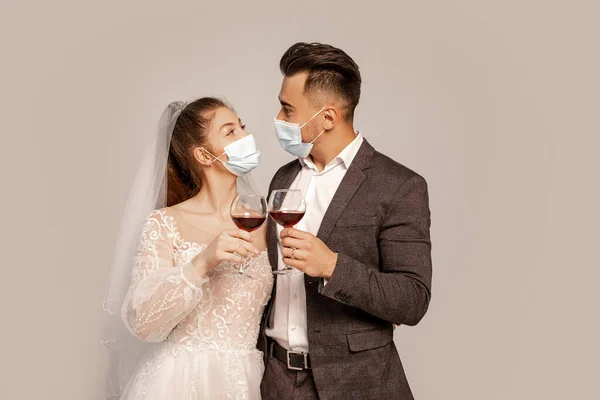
121,209,273,399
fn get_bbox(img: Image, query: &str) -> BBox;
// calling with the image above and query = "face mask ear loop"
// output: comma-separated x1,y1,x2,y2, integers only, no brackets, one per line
300,106,327,129
202,148,226,165
309,129,326,145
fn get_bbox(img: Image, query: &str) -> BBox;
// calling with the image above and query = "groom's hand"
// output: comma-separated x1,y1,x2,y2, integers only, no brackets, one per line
280,227,338,279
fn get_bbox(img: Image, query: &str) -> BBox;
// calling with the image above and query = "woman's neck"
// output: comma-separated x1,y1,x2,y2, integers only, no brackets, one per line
192,172,237,219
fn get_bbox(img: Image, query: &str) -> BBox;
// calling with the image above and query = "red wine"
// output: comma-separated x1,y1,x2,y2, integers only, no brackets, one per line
269,211,305,227
232,216,266,232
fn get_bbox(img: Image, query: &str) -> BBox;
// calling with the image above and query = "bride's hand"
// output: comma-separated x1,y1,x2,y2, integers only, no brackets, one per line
192,229,260,277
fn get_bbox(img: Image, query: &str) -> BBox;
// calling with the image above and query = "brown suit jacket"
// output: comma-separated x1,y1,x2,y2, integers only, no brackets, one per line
259,139,432,400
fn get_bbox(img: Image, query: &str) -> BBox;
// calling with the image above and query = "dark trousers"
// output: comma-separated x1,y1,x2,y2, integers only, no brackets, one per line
260,349,319,400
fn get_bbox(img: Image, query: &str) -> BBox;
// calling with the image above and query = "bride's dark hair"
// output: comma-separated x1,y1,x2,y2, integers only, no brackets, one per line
167,97,227,207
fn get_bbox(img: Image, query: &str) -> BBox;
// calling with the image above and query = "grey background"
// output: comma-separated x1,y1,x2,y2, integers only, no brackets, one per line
1,0,598,399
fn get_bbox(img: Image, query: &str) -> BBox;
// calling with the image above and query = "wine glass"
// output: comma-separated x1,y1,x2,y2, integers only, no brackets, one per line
268,189,306,276
230,194,267,278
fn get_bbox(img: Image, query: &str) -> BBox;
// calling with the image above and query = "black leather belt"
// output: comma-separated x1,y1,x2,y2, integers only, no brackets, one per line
269,339,312,371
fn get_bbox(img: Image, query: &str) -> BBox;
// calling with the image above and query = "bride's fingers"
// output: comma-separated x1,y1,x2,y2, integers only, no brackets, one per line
218,250,245,264
226,229,253,243
229,243,251,258
224,239,258,257
236,238,260,255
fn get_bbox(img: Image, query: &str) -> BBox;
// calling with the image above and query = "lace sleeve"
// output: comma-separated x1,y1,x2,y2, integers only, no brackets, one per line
121,210,209,342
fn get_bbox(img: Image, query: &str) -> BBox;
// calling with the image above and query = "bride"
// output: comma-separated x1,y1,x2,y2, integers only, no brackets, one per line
102,97,273,400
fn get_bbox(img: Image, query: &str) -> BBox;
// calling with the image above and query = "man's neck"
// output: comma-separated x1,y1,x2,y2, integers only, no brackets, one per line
310,127,357,172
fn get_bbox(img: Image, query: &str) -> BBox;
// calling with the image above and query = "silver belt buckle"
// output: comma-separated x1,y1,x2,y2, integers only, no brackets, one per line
286,350,308,370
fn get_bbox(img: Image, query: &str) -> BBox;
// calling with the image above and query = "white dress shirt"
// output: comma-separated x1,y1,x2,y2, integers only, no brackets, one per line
265,133,364,353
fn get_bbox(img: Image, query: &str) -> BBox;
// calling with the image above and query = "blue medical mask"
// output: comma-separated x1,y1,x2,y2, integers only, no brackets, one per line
273,107,326,158
204,134,261,176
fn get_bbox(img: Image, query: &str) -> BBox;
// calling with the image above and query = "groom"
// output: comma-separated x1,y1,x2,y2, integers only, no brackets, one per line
259,42,432,400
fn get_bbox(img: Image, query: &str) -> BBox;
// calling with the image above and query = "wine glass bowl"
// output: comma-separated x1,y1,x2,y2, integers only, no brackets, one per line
230,194,267,277
268,189,306,275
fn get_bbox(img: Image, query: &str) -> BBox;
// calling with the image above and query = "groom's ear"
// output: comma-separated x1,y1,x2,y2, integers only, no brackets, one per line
323,107,338,131
193,147,213,167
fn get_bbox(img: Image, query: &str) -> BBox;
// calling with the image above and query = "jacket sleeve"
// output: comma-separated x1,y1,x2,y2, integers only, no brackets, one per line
319,175,432,326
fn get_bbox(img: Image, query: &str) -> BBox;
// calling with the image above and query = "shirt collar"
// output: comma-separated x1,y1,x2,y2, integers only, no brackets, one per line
300,132,364,173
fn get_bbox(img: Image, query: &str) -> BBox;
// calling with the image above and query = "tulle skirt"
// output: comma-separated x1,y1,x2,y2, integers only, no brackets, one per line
120,342,264,400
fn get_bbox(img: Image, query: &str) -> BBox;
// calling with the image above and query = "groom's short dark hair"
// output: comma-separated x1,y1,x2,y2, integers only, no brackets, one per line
280,42,361,122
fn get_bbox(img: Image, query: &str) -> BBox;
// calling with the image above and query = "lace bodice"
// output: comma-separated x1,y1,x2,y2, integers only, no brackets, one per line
121,209,273,354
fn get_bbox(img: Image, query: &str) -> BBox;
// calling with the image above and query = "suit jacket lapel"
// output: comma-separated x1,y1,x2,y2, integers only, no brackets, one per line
316,140,375,244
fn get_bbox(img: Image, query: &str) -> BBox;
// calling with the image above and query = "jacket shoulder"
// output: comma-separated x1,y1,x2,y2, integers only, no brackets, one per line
370,150,427,186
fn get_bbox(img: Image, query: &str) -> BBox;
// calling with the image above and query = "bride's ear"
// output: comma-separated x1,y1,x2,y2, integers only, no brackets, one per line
193,147,213,167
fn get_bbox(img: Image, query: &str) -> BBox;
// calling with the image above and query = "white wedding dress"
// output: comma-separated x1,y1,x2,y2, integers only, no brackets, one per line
119,209,273,400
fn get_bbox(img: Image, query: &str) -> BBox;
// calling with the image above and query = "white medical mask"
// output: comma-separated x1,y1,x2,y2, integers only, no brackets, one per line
203,134,261,176
274,107,326,158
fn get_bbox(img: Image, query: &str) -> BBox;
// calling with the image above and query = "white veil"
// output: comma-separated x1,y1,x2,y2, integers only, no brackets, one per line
102,100,258,399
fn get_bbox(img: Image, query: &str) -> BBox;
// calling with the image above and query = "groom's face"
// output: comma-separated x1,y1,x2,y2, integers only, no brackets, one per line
277,72,323,144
